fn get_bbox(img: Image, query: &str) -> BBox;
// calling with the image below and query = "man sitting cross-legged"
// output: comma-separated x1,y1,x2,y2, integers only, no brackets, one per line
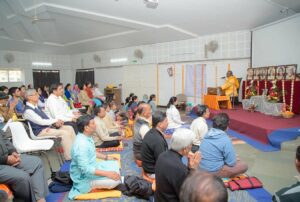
68,115,121,199
23,89,76,160
141,111,168,178
92,106,122,148
200,113,248,178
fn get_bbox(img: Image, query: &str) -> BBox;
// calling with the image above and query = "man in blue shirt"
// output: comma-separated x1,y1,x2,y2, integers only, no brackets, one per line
200,113,248,178
69,115,121,199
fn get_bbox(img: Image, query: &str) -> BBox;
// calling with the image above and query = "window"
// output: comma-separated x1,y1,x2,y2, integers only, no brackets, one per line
0,70,22,82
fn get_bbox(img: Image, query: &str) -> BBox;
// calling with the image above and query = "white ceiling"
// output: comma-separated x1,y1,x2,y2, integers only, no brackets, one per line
0,0,299,54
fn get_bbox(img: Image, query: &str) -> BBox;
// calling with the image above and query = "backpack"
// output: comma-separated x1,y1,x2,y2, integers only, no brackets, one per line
123,175,153,199
49,171,73,193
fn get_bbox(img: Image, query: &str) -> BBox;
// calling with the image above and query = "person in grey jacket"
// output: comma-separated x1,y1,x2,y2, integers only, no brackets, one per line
0,130,48,202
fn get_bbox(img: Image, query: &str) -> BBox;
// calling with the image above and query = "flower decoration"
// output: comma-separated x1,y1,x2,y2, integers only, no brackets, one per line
267,80,281,103
245,80,258,99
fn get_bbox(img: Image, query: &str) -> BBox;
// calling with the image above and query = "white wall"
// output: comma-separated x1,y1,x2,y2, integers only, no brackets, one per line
0,50,72,88
252,14,300,71
94,66,123,90
71,30,251,105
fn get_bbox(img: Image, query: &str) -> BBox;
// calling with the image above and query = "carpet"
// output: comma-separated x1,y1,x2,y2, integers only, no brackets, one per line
46,139,271,202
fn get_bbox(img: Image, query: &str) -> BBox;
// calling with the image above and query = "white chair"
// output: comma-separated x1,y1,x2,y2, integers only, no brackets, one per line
9,121,55,173
27,122,64,165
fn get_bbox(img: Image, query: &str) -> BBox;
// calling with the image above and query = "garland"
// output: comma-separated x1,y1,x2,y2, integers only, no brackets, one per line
290,79,295,112
257,80,260,95
264,80,267,90
282,79,286,104
245,80,248,99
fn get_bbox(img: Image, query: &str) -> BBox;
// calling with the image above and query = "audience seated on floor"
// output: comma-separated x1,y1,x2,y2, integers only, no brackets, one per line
93,106,122,148
69,115,121,200
23,89,76,160
155,128,201,202
166,96,185,129
78,83,92,110
19,85,26,102
273,145,300,202
147,94,157,114
93,83,105,101
180,171,228,202
0,92,15,122
200,113,248,178
45,83,80,133
133,103,152,161
36,87,46,109
85,82,94,99
190,105,210,153
8,87,24,117
141,111,168,178
0,130,47,202
0,86,9,95
102,103,121,134
108,101,117,121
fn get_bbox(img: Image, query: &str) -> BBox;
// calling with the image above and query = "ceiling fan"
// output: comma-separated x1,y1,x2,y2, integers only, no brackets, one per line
21,0,55,24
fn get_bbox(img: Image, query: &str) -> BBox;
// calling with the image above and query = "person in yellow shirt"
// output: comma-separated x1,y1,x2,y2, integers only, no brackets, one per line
221,70,239,98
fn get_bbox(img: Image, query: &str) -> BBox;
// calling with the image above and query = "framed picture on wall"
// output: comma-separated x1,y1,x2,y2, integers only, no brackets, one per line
285,64,297,80
259,67,268,80
253,68,260,80
267,66,276,80
246,68,253,80
276,65,286,80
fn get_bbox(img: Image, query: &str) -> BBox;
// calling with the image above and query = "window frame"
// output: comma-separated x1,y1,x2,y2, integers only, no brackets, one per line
0,69,23,83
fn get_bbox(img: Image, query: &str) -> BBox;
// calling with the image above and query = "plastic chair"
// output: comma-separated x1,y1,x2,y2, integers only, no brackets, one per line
9,121,55,173
27,122,65,165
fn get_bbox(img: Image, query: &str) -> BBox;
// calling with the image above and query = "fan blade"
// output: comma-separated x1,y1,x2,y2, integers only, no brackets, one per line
32,18,56,24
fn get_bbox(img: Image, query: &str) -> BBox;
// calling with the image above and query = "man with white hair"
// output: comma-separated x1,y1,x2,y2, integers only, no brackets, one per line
23,89,76,160
155,128,201,202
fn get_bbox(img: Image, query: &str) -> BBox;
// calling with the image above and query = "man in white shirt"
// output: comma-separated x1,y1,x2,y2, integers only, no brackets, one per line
23,89,76,160
190,105,210,153
45,83,80,133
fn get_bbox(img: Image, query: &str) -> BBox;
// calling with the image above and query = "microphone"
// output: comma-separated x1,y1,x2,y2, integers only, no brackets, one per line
220,76,226,79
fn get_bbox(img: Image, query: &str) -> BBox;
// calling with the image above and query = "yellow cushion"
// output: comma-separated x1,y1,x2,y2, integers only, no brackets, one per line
75,190,121,200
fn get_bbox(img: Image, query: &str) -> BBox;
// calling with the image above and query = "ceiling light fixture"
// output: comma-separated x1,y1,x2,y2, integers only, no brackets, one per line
144,0,159,9
110,58,128,63
32,62,52,66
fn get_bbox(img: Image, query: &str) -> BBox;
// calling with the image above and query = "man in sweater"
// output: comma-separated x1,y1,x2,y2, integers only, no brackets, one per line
155,128,201,202
133,103,152,161
93,106,122,148
0,131,48,202
141,111,168,178
23,89,76,160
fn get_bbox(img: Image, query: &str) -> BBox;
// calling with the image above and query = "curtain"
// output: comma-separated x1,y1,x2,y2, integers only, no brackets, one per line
33,69,60,88
75,68,94,87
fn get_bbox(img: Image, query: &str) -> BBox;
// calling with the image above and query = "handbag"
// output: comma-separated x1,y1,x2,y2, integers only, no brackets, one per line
228,176,262,191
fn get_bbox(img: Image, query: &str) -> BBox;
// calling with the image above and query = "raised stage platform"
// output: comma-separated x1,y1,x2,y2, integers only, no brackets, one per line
209,106,300,150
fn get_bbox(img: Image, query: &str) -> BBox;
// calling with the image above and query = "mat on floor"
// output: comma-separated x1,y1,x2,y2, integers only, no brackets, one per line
46,139,272,202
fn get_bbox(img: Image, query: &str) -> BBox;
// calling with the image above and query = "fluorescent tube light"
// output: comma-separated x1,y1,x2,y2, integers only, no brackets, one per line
32,62,52,66
110,58,128,63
